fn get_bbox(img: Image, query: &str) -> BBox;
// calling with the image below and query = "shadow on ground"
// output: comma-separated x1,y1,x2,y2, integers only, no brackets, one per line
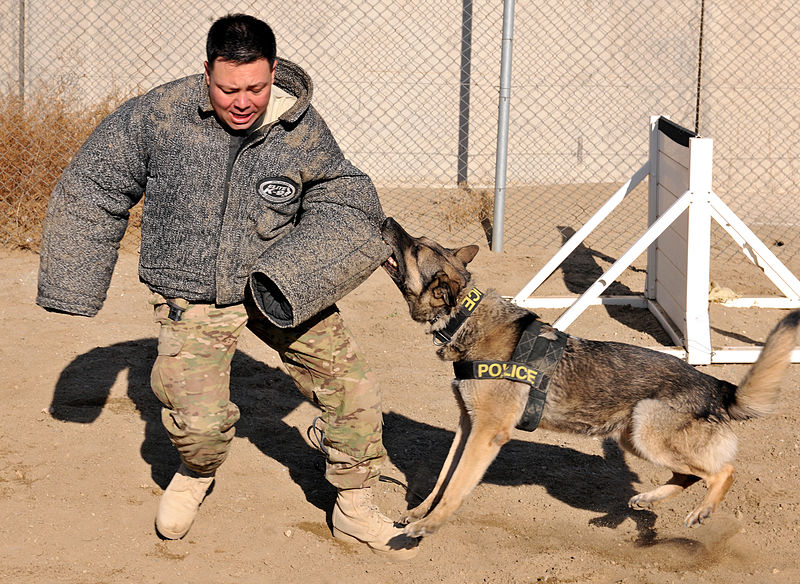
557,225,672,345
47,338,336,511
383,410,706,549
49,339,699,548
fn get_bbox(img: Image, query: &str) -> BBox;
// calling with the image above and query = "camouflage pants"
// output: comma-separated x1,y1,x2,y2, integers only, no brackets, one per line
150,293,386,489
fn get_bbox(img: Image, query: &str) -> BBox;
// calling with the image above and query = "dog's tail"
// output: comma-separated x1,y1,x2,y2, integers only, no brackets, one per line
729,309,800,420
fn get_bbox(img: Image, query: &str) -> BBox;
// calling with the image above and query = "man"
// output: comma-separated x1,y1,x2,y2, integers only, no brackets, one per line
37,13,418,559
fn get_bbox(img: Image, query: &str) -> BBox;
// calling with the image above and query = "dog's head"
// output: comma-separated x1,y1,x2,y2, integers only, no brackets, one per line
381,217,479,324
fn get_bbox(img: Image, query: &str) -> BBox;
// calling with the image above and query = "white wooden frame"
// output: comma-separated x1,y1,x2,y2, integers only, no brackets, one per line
513,116,800,364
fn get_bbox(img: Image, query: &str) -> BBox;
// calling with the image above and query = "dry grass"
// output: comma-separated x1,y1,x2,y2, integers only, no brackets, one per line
0,83,130,251
433,184,494,241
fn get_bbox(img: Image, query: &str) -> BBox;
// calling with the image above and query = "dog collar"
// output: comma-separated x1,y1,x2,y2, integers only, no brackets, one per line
433,287,484,346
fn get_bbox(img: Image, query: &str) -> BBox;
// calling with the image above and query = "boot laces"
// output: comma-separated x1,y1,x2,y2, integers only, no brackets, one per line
306,416,329,456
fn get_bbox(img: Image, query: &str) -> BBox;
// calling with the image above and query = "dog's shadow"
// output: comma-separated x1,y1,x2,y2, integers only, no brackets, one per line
48,338,337,511
383,410,678,546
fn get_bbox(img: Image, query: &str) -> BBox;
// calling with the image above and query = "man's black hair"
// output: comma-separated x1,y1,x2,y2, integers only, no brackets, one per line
206,13,277,67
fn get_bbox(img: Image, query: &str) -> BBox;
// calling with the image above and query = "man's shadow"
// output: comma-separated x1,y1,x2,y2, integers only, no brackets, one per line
48,338,337,511
557,226,671,344
382,411,702,548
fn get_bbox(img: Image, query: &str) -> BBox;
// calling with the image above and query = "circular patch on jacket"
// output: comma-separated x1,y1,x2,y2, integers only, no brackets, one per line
256,178,298,203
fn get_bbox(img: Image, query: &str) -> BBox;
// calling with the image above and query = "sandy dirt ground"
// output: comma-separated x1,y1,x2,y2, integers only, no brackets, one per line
2,232,799,584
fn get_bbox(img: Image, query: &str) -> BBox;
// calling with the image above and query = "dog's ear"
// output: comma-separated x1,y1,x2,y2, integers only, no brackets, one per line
455,245,479,265
430,270,461,309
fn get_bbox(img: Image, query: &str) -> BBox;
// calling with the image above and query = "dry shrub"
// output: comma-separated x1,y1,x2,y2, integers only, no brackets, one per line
0,82,127,251
434,184,494,235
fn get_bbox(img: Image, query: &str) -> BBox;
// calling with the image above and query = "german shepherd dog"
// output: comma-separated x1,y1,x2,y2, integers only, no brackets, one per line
380,216,800,538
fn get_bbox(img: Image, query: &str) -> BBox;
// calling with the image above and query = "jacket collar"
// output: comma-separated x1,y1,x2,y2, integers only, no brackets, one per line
197,57,312,127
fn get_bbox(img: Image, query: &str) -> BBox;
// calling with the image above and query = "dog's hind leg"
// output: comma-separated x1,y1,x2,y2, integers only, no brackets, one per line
627,399,738,527
629,472,701,508
400,392,471,524
683,464,735,527
618,422,700,508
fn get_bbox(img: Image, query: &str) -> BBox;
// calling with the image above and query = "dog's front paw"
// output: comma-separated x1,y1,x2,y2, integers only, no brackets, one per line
400,504,429,525
628,493,654,509
404,518,440,538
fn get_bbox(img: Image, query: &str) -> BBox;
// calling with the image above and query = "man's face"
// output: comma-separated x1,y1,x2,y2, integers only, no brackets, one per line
204,57,276,131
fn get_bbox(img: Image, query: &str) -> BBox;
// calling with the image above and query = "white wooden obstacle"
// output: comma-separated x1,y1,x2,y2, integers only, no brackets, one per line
513,115,800,364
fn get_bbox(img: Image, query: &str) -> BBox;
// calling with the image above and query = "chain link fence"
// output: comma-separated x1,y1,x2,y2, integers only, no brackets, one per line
2,1,798,281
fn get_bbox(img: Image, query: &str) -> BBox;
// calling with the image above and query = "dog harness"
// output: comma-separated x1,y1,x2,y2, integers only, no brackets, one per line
450,303,568,432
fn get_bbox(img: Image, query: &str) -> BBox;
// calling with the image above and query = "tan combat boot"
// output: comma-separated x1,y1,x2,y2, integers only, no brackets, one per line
155,463,214,539
332,487,420,559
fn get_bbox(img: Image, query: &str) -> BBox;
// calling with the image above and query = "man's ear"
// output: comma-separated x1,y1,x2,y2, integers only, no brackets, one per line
455,245,479,265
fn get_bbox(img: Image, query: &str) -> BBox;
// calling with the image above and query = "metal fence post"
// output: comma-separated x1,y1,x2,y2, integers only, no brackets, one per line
694,0,706,134
18,0,25,100
457,0,473,187
492,0,515,253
